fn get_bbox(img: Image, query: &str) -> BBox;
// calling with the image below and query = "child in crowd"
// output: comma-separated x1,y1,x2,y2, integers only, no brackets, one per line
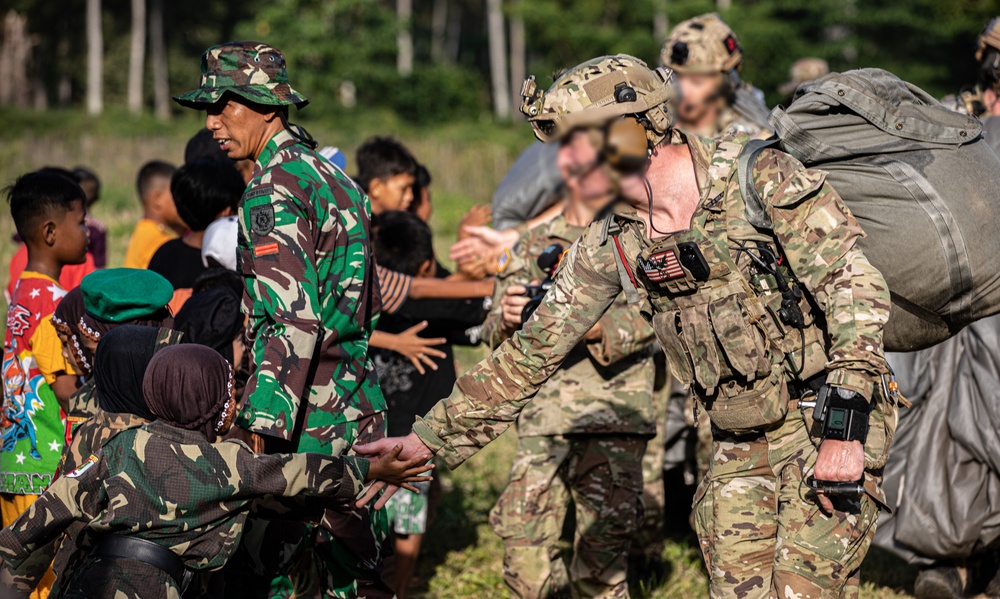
185,128,256,184
6,168,96,303
370,210,488,598
148,158,245,312
201,215,239,272
356,136,418,214
1,171,89,599
0,345,432,599
173,286,246,371
53,269,175,430
123,161,184,269
72,166,107,269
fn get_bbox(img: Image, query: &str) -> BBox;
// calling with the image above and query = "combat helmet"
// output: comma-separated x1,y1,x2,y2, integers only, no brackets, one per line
975,17,1000,62
661,13,743,74
519,54,678,158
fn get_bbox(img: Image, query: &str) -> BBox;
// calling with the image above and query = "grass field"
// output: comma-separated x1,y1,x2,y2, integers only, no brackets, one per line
0,109,919,598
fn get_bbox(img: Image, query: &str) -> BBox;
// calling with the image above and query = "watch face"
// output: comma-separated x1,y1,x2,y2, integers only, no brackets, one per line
829,408,847,430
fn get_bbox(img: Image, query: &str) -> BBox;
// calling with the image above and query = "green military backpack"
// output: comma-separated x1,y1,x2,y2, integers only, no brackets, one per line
739,68,1000,352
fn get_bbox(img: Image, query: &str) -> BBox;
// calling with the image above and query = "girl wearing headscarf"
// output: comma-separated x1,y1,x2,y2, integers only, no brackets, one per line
0,346,431,599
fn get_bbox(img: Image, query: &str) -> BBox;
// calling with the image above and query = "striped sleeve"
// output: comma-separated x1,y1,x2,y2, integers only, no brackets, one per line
376,265,412,315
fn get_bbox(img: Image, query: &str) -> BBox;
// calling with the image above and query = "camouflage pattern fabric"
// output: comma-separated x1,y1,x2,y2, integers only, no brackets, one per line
633,369,671,558
413,130,891,594
0,421,367,598
660,13,744,74
173,41,308,108
233,126,388,598
490,434,646,599
693,403,887,599
482,213,655,597
481,213,657,437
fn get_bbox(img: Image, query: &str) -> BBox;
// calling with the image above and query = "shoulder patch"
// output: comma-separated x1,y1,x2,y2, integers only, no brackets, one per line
243,185,274,201
250,204,275,236
496,248,512,273
67,455,99,479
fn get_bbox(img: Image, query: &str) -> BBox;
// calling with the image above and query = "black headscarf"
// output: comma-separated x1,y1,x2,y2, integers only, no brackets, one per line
93,325,182,420
143,345,234,442
173,287,245,365
52,287,92,377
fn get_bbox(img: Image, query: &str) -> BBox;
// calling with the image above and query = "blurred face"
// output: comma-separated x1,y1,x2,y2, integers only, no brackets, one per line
676,73,724,124
205,97,276,161
153,186,186,230
370,173,415,213
557,130,613,202
52,200,89,265
413,187,432,222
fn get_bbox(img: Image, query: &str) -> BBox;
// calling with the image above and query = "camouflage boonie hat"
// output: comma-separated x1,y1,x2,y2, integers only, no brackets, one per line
660,13,743,74
976,17,1000,61
174,41,308,109
778,57,830,95
519,54,678,145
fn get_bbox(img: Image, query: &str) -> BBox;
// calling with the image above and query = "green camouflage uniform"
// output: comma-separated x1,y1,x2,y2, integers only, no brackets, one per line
483,214,656,598
0,421,367,599
413,128,894,599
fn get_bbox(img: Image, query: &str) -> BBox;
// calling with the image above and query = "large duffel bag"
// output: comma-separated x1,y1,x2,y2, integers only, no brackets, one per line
741,68,1000,351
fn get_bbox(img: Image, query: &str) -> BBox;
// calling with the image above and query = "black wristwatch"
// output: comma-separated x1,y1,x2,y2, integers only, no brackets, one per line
814,385,871,443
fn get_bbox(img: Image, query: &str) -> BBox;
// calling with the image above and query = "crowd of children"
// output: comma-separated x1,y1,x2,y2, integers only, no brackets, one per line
0,130,496,598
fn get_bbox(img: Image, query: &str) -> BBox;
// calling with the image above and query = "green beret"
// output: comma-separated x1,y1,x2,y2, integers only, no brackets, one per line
81,269,174,323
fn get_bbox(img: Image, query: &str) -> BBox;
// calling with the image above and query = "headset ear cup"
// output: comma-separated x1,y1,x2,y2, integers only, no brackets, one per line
604,118,650,172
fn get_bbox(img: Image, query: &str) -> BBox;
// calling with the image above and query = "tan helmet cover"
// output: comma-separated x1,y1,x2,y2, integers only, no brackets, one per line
976,17,1000,61
660,13,743,74
519,54,678,146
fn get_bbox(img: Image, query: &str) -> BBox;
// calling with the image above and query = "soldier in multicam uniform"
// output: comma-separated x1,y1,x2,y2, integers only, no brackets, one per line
173,42,390,598
940,18,1000,119
360,54,897,599
660,13,772,140
484,172,656,597
778,58,830,104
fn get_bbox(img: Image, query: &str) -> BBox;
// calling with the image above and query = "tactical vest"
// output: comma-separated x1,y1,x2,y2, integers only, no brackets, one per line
604,140,827,433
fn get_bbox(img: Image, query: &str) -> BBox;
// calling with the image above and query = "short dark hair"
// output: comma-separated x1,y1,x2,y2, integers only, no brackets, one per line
980,48,1000,89
6,170,85,241
171,158,246,232
409,163,432,214
137,160,176,200
372,210,433,276
71,166,101,205
355,136,417,193
193,267,244,297
185,128,226,164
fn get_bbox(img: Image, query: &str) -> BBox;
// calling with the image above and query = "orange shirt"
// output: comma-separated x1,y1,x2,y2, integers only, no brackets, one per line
123,219,178,270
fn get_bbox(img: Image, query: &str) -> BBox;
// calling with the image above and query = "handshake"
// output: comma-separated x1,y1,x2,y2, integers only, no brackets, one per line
355,433,435,509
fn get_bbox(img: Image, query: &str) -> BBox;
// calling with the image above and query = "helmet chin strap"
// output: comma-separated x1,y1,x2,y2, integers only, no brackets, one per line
645,175,673,236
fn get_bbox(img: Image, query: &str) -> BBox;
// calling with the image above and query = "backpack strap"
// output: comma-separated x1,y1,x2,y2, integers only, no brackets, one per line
599,212,642,306
737,138,780,230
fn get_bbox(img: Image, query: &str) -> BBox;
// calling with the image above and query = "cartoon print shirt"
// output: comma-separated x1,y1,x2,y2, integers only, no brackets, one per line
2,272,74,495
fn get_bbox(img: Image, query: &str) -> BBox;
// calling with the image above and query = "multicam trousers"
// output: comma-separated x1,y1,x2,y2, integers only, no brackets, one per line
490,434,647,599
693,407,881,599
223,412,391,599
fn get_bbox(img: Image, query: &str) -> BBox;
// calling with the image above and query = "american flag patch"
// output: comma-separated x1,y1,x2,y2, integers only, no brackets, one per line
496,248,512,273
638,249,685,283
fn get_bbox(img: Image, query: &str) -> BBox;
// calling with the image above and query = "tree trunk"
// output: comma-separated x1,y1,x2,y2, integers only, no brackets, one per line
509,2,525,118
431,0,447,63
127,0,146,115
149,0,170,120
396,0,413,76
446,1,461,63
0,10,33,108
654,0,669,42
486,0,510,120
86,0,103,115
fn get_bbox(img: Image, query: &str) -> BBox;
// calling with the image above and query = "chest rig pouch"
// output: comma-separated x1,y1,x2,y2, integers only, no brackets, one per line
611,145,827,434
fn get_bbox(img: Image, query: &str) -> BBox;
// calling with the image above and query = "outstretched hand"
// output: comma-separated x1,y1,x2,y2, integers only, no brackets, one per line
365,444,433,490
393,321,447,374
354,433,434,510
449,226,520,265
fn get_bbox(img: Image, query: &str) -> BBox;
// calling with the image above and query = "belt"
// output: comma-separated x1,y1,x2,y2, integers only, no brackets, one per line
91,535,187,588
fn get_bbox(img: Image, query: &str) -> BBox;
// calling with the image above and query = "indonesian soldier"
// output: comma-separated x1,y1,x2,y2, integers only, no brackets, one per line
660,13,772,139
173,42,391,598
359,55,895,599
484,157,656,597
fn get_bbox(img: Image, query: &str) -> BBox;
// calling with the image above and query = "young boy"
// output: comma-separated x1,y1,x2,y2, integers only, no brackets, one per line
2,171,89,598
122,161,183,269
370,210,488,598
147,158,245,312
355,136,418,214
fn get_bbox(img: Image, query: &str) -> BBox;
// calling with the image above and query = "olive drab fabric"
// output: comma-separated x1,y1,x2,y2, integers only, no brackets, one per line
749,68,1000,351
173,41,309,109
0,422,368,598
413,128,890,463
520,54,678,147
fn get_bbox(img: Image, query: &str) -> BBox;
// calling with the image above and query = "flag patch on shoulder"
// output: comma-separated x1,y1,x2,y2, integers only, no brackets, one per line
496,248,512,273
67,455,99,479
